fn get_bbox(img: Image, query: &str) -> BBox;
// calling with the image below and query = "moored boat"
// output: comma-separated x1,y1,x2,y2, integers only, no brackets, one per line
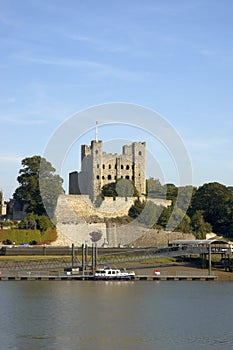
94,266,135,280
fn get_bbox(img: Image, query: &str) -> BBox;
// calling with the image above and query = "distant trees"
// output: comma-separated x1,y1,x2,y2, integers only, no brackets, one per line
128,179,233,238
13,156,64,218
146,178,166,199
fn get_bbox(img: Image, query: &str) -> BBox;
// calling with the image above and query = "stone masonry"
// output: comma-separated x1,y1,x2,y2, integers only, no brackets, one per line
69,140,146,201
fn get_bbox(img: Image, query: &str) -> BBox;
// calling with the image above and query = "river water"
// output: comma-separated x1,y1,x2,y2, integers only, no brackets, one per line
0,281,233,350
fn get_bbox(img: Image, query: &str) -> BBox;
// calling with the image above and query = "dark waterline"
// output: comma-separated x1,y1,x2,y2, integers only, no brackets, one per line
0,281,233,350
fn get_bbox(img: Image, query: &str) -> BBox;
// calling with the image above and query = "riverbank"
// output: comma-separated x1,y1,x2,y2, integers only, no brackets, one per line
116,261,233,281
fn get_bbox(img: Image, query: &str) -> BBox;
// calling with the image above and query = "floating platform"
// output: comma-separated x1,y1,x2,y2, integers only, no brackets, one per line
0,274,217,281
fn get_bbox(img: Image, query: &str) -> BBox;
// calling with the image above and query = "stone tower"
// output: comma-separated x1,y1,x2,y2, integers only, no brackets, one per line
69,140,146,201
0,190,7,216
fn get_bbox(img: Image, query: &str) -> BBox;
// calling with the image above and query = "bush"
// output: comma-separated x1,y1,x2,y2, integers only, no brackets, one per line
0,228,57,245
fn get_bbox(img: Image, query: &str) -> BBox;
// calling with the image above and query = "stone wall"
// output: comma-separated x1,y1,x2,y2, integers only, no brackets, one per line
56,194,137,219
55,194,184,247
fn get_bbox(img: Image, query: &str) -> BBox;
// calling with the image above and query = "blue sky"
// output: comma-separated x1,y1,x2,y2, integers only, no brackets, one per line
0,0,232,200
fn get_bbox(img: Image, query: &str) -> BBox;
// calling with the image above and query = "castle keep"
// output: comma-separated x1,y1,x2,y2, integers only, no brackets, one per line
69,140,146,200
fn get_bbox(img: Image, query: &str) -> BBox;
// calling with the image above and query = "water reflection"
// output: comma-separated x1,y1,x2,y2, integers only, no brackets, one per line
1,281,233,350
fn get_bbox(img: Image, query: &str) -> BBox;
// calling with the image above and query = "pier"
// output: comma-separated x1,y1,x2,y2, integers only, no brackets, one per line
0,273,217,282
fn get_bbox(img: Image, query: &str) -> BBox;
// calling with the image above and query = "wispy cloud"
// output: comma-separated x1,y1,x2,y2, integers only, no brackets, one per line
12,51,149,83
13,52,106,69
0,115,47,126
0,155,22,163
66,34,130,54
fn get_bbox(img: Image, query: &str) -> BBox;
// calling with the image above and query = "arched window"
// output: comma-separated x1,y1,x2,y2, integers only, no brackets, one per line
121,165,124,169
108,175,112,180
102,176,105,179
96,175,100,180
126,165,130,170
138,151,142,156
126,175,129,180
109,164,111,169
102,164,105,169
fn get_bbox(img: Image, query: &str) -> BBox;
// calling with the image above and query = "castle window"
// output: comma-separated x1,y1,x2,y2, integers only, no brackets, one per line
96,175,100,180
114,176,116,180
121,165,124,169
115,164,117,169
126,175,130,180
103,164,105,169
95,150,98,154
102,176,105,179
139,173,141,177
109,164,111,169
126,165,130,170
132,164,135,170
132,176,134,180
121,176,123,178
138,151,142,156
97,164,99,168
108,175,112,180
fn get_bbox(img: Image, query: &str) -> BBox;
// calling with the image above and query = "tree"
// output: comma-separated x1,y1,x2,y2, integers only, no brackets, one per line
18,213,54,232
13,156,64,218
166,206,190,232
165,183,178,202
191,211,212,239
128,199,146,219
137,201,163,227
190,182,232,236
102,178,138,198
129,199,163,227
18,213,37,230
146,178,166,198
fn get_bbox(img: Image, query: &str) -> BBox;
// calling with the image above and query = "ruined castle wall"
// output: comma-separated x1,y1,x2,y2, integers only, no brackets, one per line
56,222,107,246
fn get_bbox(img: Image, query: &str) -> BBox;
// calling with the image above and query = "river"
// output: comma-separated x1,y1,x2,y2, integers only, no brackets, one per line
0,281,233,350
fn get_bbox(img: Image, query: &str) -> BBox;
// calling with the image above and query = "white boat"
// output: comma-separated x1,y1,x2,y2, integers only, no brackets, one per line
94,266,135,280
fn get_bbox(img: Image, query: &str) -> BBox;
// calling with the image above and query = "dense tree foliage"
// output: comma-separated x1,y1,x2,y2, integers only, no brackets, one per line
18,213,54,233
189,182,233,237
129,179,233,238
13,156,64,218
190,210,212,239
102,178,138,198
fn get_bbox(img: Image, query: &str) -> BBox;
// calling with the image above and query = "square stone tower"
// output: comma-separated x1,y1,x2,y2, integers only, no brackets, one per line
69,140,146,201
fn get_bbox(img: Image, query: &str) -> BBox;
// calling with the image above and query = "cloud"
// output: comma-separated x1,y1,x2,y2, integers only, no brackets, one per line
14,52,106,69
66,34,130,54
0,115,47,126
12,51,149,83
0,155,22,163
